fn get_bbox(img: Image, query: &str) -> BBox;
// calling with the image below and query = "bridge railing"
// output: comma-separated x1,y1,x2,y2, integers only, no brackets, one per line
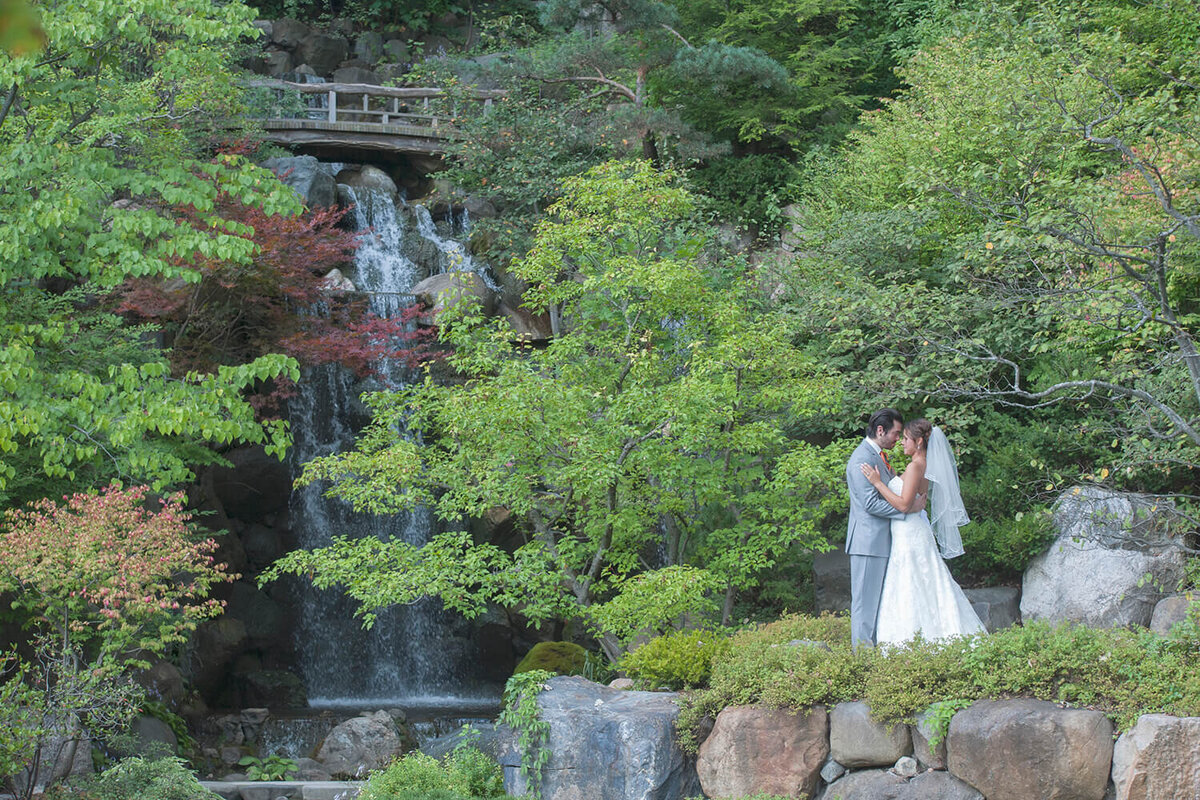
249,79,503,132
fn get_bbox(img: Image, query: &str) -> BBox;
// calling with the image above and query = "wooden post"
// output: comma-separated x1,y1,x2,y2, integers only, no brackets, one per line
327,89,336,122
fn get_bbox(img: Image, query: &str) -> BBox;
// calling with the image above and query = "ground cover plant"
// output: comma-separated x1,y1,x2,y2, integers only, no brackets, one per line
673,612,1200,753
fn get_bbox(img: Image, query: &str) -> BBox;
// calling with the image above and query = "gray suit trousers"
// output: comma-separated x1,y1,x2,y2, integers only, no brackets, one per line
850,554,888,649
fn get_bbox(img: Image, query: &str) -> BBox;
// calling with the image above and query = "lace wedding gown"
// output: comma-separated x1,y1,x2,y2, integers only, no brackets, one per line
875,476,986,645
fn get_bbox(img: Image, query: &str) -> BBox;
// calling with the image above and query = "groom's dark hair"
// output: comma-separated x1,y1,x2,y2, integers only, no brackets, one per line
866,408,903,439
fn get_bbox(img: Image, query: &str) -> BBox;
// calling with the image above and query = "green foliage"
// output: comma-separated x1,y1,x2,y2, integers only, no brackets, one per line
621,629,733,690
61,756,219,800
954,511,1055,583
679,617,1200,754
513,643,587,677
238,754,297,781
589,567,722,647
268,161,840,660
778,0,1200,503
689,154,799,238
0,0,302,499
921,698,972,749
357,744,508,800
497,670,552,800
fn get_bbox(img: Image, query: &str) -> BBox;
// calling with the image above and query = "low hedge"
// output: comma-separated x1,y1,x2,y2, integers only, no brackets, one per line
668,611,1200,753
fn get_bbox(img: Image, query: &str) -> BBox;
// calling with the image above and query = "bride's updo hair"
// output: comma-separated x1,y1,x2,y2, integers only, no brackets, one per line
905,418,933,451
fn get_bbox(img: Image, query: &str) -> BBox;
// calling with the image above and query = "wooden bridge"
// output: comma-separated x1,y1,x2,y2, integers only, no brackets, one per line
252,80,502,164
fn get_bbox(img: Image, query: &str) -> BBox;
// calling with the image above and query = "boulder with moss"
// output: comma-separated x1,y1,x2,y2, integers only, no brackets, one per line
513,641,587,677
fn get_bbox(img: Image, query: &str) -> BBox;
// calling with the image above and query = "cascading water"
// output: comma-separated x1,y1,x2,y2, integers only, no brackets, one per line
286,174,500,711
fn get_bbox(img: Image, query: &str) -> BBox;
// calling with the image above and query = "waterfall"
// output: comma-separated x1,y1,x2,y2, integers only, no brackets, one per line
411,204,502,291
286,179,497,710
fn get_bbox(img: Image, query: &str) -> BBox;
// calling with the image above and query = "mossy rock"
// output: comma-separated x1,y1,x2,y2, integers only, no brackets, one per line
513,642,587,677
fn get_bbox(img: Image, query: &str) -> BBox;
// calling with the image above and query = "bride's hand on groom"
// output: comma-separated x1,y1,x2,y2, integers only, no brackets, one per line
912,492,927,512
859,463,882,486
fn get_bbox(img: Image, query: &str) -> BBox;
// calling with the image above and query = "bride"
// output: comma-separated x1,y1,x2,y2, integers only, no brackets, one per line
860,418,985,645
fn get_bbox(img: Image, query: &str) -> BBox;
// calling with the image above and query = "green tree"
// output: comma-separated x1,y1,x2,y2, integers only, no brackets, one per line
265,161,843,660
777,0,1200,507
0,485,234,797
0,0,302,503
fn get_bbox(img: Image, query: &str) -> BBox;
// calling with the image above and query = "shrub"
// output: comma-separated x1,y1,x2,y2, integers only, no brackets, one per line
56,756,218,800
357,746,508,800
621,630,733,690
678,616,1200,752
676,613,860,752
954,510,1056,583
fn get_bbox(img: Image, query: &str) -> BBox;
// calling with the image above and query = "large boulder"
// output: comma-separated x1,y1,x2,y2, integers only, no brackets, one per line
696,705,828,799
411,271,496,321
1111,714,1200,800
296,33,349,76
135,660,187,708
498,676,700,800
188,617,247,696
909,709,946,770
262,156,338,209
225,581,285,648
270,18,310,49
830,701,912,768
947,699,1113,800
963,586,1020,632
1021,487,1188,628
421,722,503,761
317,710,406,779
335,165,398,198
1149,594,1193,636
497,301,553,343
813,549,852,614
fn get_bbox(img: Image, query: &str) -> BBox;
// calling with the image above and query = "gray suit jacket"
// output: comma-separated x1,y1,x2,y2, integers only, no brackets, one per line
845,438,906,557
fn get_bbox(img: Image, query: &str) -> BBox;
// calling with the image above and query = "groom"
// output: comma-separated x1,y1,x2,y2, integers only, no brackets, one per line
844,408,922,648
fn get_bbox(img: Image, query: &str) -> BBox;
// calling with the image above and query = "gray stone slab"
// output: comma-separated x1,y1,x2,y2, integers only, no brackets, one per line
199,781,361,800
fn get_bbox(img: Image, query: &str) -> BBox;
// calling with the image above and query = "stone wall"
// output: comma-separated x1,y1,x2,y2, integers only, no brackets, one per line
501,677,1200,800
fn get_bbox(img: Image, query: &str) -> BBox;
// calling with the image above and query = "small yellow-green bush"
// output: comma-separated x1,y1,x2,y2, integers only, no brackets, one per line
621,629,733,690
357,747,508,800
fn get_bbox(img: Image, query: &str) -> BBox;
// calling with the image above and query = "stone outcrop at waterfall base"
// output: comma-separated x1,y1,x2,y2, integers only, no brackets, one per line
498,676,702,800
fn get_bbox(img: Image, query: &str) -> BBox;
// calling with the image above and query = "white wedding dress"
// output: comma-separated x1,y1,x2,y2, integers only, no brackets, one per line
875,475,986,645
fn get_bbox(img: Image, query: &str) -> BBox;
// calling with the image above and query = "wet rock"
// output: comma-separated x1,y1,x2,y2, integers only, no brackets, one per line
335,165,398,197
316,710,405,779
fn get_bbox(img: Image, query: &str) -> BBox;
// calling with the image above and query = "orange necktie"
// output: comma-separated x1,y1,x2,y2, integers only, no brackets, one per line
881,450,892,473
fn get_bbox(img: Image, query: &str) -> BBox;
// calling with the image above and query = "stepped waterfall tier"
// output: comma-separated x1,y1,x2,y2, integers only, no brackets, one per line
284,175,501,710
